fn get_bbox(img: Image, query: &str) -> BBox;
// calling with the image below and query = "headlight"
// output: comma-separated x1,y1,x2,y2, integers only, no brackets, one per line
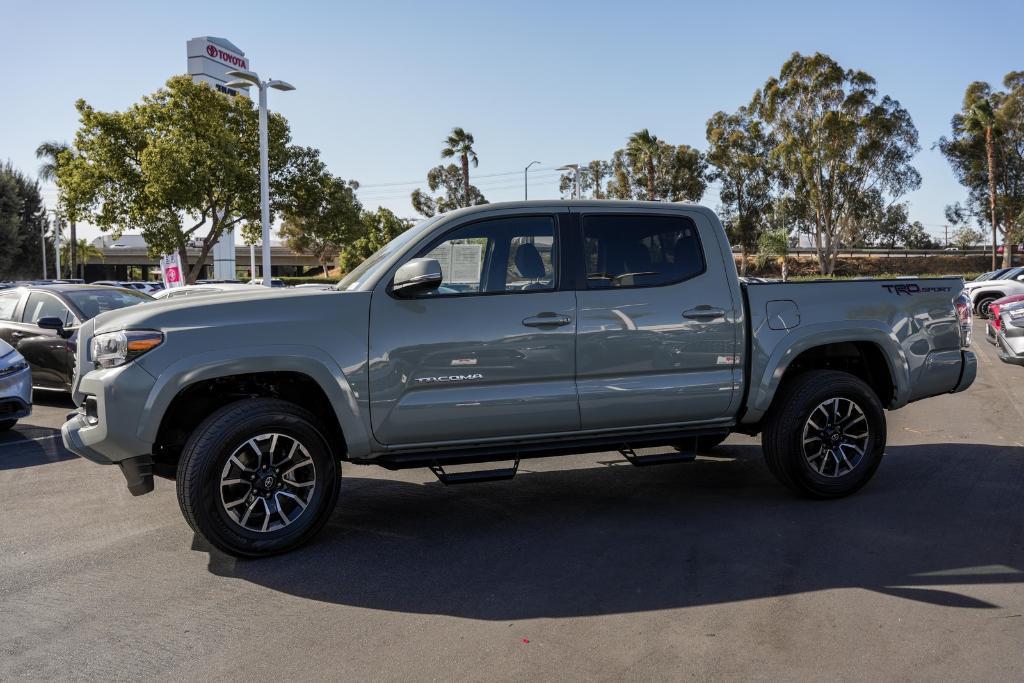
91,330,163,369
0,357,28,377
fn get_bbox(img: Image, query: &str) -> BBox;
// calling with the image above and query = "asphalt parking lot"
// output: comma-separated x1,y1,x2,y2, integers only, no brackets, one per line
1,338,1022,680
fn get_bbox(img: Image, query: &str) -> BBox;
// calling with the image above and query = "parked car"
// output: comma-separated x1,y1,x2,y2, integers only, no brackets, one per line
0,338,31,430
92,280,164,294
993,299,1024,365
247,278,287,288
985,293,1024,343
972,269,1013,283
60,201,976,557
0,284,152,392
153,283,268,300
964,266,1024,316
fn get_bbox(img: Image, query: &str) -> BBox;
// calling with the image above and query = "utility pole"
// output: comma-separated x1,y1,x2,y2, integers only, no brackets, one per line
41,221,47,279
944,224,949,247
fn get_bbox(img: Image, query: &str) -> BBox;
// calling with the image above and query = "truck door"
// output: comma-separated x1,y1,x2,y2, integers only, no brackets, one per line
368,211,579,446
573,209,741,429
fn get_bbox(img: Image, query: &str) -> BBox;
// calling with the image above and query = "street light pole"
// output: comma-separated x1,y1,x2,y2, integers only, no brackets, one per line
41,221,47,280
257,83,270,287
524,161,541,200
225,70,296,287
557,164,582,199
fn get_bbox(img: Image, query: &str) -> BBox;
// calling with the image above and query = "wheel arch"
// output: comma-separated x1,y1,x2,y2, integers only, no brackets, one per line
742,324,907,425
140,346,371,472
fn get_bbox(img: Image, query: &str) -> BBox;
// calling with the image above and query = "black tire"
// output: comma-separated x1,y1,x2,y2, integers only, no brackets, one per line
976,295,999,317
762,370,886,498
0,419,16,431
176,398,340,558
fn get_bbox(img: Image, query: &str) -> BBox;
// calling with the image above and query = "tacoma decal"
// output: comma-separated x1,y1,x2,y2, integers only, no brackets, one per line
414,373,484,384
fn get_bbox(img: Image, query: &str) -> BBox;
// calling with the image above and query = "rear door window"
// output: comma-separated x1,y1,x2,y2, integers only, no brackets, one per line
582,214,704,289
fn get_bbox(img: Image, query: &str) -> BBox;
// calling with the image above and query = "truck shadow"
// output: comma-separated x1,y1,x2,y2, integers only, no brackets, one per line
203,442,1024,619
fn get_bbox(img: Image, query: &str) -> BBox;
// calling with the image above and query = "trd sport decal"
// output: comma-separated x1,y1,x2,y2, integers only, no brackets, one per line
881,283,952,296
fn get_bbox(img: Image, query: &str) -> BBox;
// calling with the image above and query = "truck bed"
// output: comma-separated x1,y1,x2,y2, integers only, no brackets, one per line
740,277,969,424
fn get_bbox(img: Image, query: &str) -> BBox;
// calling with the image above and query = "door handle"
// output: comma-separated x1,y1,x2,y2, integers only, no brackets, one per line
682,306,725,321
522,313,572,328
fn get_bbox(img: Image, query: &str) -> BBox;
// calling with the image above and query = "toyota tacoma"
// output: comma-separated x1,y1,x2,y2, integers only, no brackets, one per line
61,201,977,557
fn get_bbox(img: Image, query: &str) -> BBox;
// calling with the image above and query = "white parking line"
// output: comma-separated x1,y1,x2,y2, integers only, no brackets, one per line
0,434,60,449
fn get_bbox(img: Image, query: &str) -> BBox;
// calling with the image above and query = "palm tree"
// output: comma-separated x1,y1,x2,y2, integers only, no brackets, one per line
440,127,478,207
60,239,103,279
626,129,662,200
36,141,78,275
757,227,791,281
963,99,1000,269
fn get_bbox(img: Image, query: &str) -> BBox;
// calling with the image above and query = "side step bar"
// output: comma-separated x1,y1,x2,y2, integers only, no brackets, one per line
430,460,520,485
620,434,701,467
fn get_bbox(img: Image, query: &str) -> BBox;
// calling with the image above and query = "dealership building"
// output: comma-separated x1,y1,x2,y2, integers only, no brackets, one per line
81,234,327,282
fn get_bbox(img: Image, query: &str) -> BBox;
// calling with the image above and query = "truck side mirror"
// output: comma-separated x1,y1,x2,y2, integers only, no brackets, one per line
37,316,73,339
392,258,443,297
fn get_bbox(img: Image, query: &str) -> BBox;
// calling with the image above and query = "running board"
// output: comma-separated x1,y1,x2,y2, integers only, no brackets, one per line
620,444,696,467
429,460,520,485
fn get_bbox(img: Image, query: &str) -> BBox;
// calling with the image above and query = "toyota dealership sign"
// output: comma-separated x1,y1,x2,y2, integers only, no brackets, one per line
186,36,251,99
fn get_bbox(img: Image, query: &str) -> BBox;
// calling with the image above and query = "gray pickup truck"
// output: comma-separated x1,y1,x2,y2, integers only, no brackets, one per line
62,201,977,557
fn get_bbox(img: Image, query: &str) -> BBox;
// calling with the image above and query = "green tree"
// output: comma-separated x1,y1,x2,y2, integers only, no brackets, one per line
604,132,707,202
939,74,1024,269
56,75,313,284
706,106,774,274
0,162,52,280
559,160,610,199
35,140,79,277
754,52,921,275
0,170,24,278
278,173,362,277
756,227,791,281
950,226,985,250
339,207,410,273
411,164,487,217
60,238,104,275
625,128,661,199
440,127,478,206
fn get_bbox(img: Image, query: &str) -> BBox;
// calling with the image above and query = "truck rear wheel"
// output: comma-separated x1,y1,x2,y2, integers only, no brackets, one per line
762,370,886,498
176,398,340,557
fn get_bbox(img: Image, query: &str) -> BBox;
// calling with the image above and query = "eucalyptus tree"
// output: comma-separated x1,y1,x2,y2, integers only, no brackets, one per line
604,132,706,202
753,52,921,275
706,106,774,273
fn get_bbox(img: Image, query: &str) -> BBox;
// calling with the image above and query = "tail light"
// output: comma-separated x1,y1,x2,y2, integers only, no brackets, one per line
991,304,1002,332
955,292,973,347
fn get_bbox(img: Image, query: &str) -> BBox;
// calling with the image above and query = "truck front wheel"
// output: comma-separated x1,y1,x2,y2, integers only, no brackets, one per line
176,398,340,557
762,370,886,498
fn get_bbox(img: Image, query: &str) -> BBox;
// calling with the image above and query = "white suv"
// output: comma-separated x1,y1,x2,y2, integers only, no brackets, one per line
965,267,1024,316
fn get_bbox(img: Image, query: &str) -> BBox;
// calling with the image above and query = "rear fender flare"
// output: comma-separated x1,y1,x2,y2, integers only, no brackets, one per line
742,322,908,424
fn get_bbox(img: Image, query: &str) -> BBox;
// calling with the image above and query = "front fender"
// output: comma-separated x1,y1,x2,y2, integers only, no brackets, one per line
138,344,372,458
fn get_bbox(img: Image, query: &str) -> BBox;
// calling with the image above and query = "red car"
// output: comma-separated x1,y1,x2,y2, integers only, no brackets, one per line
986,293,1024,342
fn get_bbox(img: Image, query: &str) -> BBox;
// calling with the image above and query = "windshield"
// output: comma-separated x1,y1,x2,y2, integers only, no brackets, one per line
338,216,442,291
65,288,152,320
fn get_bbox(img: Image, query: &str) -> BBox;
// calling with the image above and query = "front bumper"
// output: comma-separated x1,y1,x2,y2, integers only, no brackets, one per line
60,362,157,465
995,323,1024,366
0,363,32,422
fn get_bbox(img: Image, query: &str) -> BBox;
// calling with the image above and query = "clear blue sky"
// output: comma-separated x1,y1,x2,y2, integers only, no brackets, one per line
2,0,1022,243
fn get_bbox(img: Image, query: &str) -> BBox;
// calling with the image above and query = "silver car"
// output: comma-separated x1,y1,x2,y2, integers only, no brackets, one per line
0,338,32,430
